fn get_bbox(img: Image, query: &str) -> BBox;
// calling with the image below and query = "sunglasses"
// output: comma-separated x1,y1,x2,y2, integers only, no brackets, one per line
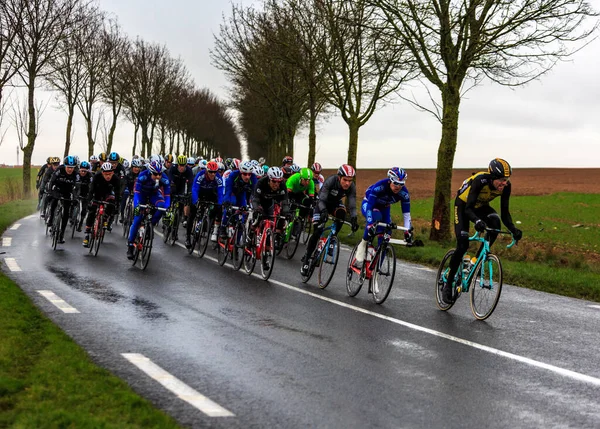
102,171,114,175
390,181,405,186
241,173,252,177
151,172,161,177
207,170,217,174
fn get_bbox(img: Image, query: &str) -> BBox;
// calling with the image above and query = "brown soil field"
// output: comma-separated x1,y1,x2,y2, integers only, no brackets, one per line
322,168,600,200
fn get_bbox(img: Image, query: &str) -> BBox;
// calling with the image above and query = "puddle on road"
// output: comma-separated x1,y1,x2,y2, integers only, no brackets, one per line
47,265,167,320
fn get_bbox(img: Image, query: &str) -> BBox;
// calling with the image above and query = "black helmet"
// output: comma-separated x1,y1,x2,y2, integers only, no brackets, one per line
488,158,511,179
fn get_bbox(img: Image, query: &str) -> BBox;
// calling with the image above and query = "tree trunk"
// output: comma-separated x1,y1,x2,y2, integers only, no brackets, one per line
307,92,317,166
86,116,94,158
107,109,119,153
22,75,37,195
63,104,75,158
429,88,461,242
132,123,139,158
176,132,180,155
168,131,174,154
346,118,360,168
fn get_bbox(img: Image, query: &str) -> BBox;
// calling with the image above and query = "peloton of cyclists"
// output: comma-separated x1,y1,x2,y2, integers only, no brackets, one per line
83,162,121,247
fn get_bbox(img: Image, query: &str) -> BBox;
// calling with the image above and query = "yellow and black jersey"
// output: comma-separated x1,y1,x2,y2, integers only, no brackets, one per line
457,172,508,208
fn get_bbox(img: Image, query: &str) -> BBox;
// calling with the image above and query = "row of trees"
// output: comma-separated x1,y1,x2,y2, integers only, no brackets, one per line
0,0,241,194
212,0,597,240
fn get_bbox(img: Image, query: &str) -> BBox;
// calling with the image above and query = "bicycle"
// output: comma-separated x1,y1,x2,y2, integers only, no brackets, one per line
242,204,280,280
122,194,134,238
69,195,86,238
217,205,248,270
131,203,167,270
188,200,216,258
346,222,411,304
49,196,73,250
301,216,352,289
87,200,115,257
163,194,189,246
280,203,309,260
435,228,516,320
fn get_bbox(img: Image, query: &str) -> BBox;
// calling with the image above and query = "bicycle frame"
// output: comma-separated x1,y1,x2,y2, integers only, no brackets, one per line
255,205,280,260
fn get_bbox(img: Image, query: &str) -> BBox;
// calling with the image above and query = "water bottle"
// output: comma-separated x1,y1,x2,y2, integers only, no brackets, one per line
462,254,472,275
367,246,375,261
317,237,326,253
227,226,234,238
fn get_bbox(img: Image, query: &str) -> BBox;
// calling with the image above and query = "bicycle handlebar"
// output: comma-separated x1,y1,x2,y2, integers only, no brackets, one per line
471,228,517,248
138,204,167,212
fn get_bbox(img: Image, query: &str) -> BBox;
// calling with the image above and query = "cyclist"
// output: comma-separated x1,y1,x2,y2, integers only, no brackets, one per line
89,155,100,173
249,166,289,245
46,156,78,243
286,167,315,224
185,160,224,249
311,162,325,193
441,158,523,304
83,162,121,247
164,154,175,172
39,156,62,217
281,155,293,168
126,160,171,259
74,161,92,232
119,158,142,222
354,167,413,268
300,164,359,276
221,160,257,240
166,155,194,233
36,157,52,192
107,152,125,229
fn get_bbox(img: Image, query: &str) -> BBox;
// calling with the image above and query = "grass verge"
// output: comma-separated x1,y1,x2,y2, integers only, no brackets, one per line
0,199,181,428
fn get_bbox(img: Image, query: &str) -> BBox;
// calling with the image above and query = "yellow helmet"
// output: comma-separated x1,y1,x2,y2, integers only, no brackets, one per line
177,155,187,165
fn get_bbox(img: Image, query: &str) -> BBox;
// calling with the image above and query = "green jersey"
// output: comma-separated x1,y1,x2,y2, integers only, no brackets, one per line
286,172,315,196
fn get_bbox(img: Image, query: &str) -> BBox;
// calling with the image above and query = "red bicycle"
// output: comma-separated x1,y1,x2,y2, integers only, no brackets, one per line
217,205,248,270
243,204,280,280
88,200,114,257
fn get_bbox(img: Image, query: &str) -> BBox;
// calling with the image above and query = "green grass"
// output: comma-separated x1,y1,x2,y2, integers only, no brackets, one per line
0,167,39,203
0,199,182,428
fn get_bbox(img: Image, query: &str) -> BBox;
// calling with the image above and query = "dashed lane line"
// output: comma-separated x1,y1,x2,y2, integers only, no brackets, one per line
9,223,21,230
2,237,11,247
122,353,235,417
37,290,80,313
164,233,600,388
4,258,22,272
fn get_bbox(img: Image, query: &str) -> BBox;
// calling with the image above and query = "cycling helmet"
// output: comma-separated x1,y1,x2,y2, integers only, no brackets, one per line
338,164,356,178
206,161,219,172
80,161,90,170
177,154,187,165
217,162,226,171
164,154,174,163
122,159,130,169
224,157,233,170
149,154,161,163
187,157,195,166
262,164,269,174
282,165,293,176
147,160,162,174
108,151,119,161
258,156,266,165
239,160,254,174
488,158,512,178
267,166,284,181
299,167,313,181
98,152,108,162
232,159,241,170
214,156,223,163
199,159,208,169
282,155,293,165
73,155,80,165
51,157,61,164
311,162,322,175
387,167,407,185
89,155,99,163
101,162,113,172
131,158,143,168
253,164,264,178
290,164,301,173
64,156,77,167
46,157,52,163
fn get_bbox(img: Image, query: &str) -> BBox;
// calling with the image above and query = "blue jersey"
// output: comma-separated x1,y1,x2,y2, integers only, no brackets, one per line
191,170,224,205
133,169,171,207
363,178,410,224
223,170,257,204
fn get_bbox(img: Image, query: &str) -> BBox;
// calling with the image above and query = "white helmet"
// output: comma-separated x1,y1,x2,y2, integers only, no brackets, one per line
290,163,301,173
101,162,113,172
252,164,264,178
187,157,195,165
267,166,284,181
122,159,130,169
239,161,254,173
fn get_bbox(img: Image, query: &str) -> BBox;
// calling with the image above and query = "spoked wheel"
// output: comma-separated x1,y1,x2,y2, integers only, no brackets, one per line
346,243,364,297
188,214,201,255
302,219,312,244
71,203,80,239
243,238,257,275
123,203,132,237
88,218,98,255
260,228,276,280
51,207,62,250
140,225,153,270
217,229,229,266
170,211,179,246
231,223,245,271
196,213,211,258
318,236,339,289
301,249,319,284
470,254,503,320
284,218,302,260
274,231,284,256
132,228,142,265
93,220,103,256
435,249,458,311
371,243,396,304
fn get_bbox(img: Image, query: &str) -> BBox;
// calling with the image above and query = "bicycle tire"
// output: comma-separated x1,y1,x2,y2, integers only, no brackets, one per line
470,253,503,320
261,227,276,280
197,212,211,258
51,205,62,250
132,227,142,265
217,229,229,266
71,203,79,238
170,210,179,246
140,224,153,270
122,201,132,237
88,217,97,255
284,218,302,260
231,222,245,270
371,243,396,304
435,249,457,311
93,216,103,257
302,219,312,245
318,235,339,289
243,240,256,275
345,243,365,297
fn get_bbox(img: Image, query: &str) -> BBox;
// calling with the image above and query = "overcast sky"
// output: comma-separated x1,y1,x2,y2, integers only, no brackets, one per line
1,0,598,168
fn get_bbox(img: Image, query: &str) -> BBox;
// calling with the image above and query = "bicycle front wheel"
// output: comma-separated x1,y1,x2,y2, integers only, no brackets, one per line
371,243,396,304
197,213,211,258
123,203,132,237
170,210,179,246
93,220,103,256
71,203,80,238
51,206,62,250
470,254,503,320
284,218,302,260
435,249,457,311
231,223,245,271
318,236,339,289
346,243,364,297
217,231,229,266
260,228,276,280
140,224,153,270
302,219,312,244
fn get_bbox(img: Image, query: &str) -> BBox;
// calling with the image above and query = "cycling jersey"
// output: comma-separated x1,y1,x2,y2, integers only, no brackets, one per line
88,171,121,205
36,164,49,189
223,170,257,207
133,169,171,208
168,165,194,195
317,175,357,218
456,171,514,227
286,172,315,196
191,170,224,205
76,172,92,199
362,178,411,227
49,166,77,197
251,176,289,212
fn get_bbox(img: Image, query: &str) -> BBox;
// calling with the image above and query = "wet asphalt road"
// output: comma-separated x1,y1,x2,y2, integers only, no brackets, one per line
2,214,600,428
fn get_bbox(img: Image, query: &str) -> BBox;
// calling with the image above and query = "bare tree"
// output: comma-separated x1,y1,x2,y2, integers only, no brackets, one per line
6,0,85,194
10,94,48,153
0,2,22,112
372,0,598,241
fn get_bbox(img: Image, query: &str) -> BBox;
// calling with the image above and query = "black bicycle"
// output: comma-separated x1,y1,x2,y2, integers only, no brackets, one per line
188,200,216,258
49,197,74,250
131,204,167,270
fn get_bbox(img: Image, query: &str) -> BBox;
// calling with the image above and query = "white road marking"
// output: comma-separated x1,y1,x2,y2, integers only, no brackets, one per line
4,258,22,272
24,214,37,220
2,237,11,247
32,240,39,247
164,231,600,387
122,353,234,417
588,305,600,310
37,290,80,313
9,223,21,230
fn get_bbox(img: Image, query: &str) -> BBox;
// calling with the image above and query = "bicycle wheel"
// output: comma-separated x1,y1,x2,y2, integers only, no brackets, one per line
93,220,103,256
435,249,458,311
71,203,80,238
122,202,132,237
346,243,364,296
261,227,276,280
132,227,142,265
231,222,245,270
284,218,302,260
243,240,256,275
302,219,312,244
470,253,503,320
140,224,153,270
371,243,396,304
88,216,98,255
274,231,284,256
51,205,62,250
170,210,179,246
197,213,211,258
217,229,229,266
317,235,339,289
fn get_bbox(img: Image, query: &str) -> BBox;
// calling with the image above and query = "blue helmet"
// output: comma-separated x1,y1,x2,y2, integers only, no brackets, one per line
387,167,407,185
64,156,77,167
147,160,162,174
108,151,119,161
80,161,91,170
